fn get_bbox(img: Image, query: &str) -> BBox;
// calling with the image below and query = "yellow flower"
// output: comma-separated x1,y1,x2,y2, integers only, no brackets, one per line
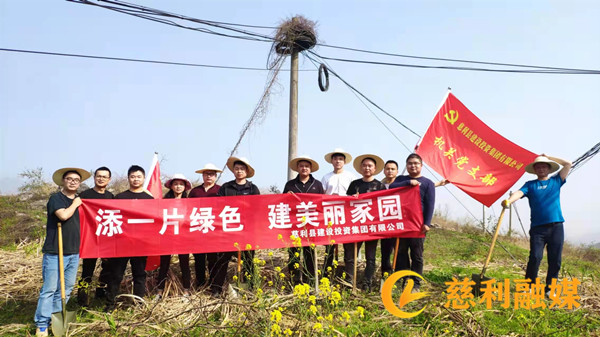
309,305,317,315
312,323,323,332
245,243,252,250
325,314,333,321
329,291,341,305
342,311,351,322
383,272,389,279
234,242,239,248
277,234,283,240
294,263,299,269
253,257,260,265
279,273,286,279
330,239,336,244
281,285,286,291
327,221,333,227
283,328,293,336
308,295,316,305
232,275,238,282
310,243,316,248
268,281,273,286
319,277,331,295
271,323,282,336
327,266,332,272
270,309,282,323
317,316,324,321
356,306,365,318
268,251,274,257
275,266,281,272
294,252,299,258
257,288,264,297
333,260,338,268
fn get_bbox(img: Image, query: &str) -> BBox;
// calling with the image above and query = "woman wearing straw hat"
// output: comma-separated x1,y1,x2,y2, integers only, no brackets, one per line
34,167,90,337
344,154,386,292
156,174,193,298
502,154,572,297
283,155,324,285
188,163,223,291
212,157,260,295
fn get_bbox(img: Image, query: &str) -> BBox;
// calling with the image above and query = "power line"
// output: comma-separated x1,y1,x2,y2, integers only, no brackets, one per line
311,52,600,75
0,48,315,71
317,43,600,73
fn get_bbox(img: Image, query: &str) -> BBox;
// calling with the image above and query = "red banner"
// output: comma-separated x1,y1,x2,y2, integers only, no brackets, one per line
417,92,537,207
79,187,423,258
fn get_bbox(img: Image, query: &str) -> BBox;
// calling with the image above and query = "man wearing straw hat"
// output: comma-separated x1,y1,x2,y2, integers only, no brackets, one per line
189,163,222,290
321,148,356,273
34,167,90,337
344,154,386,292
389,153,435,292
284,155,324,285
212,157,260,295
77,166,114,307
502,154,572,296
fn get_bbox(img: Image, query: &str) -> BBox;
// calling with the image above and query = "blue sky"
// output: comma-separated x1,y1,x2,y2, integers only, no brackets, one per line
1,1,599,244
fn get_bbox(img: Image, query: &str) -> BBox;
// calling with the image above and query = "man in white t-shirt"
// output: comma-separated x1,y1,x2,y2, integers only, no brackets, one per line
321,148,356,277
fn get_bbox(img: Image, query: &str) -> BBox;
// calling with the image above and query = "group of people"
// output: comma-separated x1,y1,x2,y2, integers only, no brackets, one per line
33,147,571,337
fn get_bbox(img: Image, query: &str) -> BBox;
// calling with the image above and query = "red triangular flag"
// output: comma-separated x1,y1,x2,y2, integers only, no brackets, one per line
144,152,162,271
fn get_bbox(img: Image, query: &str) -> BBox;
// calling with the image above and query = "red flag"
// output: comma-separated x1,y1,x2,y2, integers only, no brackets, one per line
143,152,162,270
417,92,537,207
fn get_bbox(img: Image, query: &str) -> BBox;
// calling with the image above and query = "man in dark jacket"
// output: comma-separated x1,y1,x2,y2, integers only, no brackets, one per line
211,157,259,295
77,166,114,306
389,153,435,292
283,155,324,285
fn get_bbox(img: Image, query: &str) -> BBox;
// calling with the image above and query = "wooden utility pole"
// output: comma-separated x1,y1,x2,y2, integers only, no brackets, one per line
287,50,299,180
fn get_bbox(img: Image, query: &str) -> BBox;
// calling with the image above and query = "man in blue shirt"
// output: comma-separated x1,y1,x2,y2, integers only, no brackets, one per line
503,154,572,295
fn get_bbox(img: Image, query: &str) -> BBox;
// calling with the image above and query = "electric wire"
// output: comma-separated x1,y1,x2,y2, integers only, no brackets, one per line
0,48,316,71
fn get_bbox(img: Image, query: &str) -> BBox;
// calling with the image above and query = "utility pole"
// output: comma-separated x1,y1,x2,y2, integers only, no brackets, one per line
287,42,299,180
482,204,486,233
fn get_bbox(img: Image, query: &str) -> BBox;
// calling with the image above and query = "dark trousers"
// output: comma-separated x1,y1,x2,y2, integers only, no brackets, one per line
380,238,398,277
288,246,315,284
525,222,564,293
193,253,207,288
78,258,111,304
207,252,233,294
343,240,378,286
241,250,255,282
323,244,336,276
397,238,425,286
157,254,191,290
106,256,147,304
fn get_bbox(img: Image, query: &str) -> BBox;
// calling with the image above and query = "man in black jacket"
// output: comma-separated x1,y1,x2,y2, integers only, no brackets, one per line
283,155,324,284
210,157,259,295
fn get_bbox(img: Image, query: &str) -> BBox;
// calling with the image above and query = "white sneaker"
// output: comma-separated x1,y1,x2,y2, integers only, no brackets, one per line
36,327,49,337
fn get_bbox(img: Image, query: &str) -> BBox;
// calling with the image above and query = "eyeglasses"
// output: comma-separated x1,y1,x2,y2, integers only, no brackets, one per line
64,177,81,183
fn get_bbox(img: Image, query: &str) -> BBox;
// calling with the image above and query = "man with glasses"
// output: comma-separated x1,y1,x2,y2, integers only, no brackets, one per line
34,167,90,337
389,154,435,292
77,167,114,306
189,163,222,290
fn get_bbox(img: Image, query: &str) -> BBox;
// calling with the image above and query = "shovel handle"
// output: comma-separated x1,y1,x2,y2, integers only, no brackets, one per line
57,222,66,301
391,238,400,273
480,207,507,278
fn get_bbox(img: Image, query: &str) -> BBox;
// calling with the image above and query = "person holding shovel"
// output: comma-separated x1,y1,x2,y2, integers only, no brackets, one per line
34,167,90,337
389,153,435,292
502,154,572,296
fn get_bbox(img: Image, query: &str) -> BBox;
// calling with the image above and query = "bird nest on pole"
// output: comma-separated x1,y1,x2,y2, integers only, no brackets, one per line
273,16,317,55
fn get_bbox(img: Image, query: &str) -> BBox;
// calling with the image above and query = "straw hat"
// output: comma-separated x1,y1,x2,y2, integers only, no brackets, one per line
525,156,560,174
195,163,223,174
324,148,352,164
164,173,192,190
289,155,320,173
226,156,255,178
353,154,385,175
52,167,91,186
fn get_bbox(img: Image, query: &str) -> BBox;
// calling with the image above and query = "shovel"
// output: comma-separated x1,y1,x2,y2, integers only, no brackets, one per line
472,207,507,296
51,222,76,336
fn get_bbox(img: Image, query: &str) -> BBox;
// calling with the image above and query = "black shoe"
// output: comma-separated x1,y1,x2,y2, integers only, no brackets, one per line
77,290,89,307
